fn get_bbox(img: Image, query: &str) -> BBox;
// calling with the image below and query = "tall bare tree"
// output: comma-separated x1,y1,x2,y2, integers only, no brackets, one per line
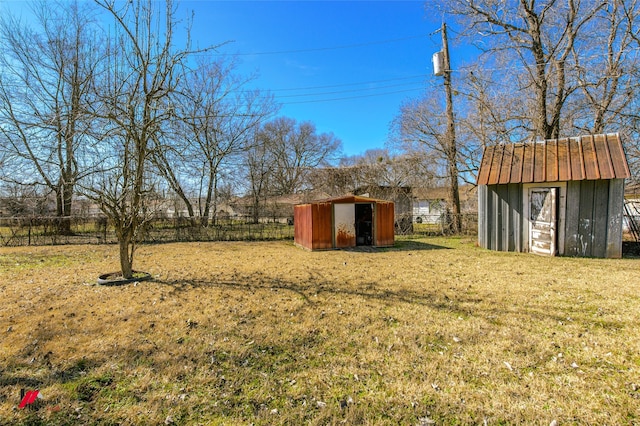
261,117,342,195
245,128,276,224
83,0,214,279
433,0,637,142
155,57,276,226
243,117,341,222
0,0,99,233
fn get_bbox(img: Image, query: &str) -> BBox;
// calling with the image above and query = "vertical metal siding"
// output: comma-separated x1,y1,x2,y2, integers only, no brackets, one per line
294,204,312,250
478,185,488,249
592,180,610,258
578,180,596,257
497,184,509,251
481,184,524,253
564,181,582,256
508,184,523,251
312,202,333,250
480,179,620,258
562,179,623,258
295,196,395,251
334,203,356,248
375,202,395,247
606,179,625,258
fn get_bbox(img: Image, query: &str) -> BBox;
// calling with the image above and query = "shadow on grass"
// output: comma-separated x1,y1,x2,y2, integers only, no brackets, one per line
155,269,474,318
341,239,451,253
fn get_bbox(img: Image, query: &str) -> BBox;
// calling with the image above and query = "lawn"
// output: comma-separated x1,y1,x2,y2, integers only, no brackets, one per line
1,237,639,425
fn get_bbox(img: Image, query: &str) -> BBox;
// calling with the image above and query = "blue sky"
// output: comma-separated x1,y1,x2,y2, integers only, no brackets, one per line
181,0,447,157
1,0,463,158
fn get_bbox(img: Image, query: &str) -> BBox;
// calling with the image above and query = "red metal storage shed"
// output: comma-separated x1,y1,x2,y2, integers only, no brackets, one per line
294,195,395,250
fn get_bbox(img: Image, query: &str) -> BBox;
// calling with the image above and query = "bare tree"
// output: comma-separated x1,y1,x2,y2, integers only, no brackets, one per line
155,57,276,227
83,0,214,279
437,0,607,140
391,94,468,227
260,117,342,196
0,0,99,233
244,127,275,223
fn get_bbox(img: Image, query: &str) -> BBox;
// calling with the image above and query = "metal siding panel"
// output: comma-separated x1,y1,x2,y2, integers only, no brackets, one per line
569,139,586,181
534,142,546,183
294,205,312,249
334,203,356,248
375,202,395,247
477,146,494,185
557,138,571,181
592,179,609,258
607,134,632,178
478,134,629,186
606,179,625,258
498,184,509,251
546,140,559,181
313,202,333,250
510,184,523,252
564,181,582,256
511,144,524,183
578,180,596,257
582,135,600,180
522,144,535,183
499,144,514,184
478,185,488,248
484,186,493,250
488,146,504,185
594,134,615,179
488,185,498,250
507,184,518,251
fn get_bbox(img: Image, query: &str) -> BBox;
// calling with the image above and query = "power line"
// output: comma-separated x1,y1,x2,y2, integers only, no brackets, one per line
270,74,427,92
214,34,429,57
275,81,426,99
278,88,424,105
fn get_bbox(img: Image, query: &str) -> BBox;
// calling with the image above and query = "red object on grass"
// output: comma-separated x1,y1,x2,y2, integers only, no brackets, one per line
18,390,40,409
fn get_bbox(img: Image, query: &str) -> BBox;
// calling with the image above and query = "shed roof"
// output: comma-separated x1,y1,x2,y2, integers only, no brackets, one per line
298,195,392,205
477,133,630,186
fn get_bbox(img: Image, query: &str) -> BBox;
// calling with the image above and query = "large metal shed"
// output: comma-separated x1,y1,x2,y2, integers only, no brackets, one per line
294,195,394,250
477,133,630,258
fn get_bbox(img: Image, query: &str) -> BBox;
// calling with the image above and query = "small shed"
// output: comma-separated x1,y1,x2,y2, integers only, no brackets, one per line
477,133,630,258
294,195,394,250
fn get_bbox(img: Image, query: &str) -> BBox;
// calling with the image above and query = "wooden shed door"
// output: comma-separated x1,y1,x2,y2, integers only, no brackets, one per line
529,188,557,256
334,203,356,248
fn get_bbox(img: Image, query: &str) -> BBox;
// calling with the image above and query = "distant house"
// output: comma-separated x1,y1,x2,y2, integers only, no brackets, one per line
476,133,630,258
411,185,477,224
229,191,331,223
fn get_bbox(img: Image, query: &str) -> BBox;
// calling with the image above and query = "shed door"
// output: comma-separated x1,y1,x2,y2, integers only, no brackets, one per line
529,188,557,256
334,203,356,248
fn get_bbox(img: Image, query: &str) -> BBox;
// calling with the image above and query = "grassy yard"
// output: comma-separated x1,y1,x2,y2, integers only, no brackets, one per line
0,237,639,425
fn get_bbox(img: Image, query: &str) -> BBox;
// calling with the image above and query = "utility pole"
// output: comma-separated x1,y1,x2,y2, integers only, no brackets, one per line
440,22,461,233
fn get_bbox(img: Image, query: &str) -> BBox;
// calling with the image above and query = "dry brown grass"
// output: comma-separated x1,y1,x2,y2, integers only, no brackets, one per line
1,237,639,425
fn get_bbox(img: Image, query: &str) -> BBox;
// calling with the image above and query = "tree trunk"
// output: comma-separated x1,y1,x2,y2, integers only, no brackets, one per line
118,230,134,279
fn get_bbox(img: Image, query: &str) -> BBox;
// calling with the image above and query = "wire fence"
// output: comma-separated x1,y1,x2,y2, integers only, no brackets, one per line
0,214,479,247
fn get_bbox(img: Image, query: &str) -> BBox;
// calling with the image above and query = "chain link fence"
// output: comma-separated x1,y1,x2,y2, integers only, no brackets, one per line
0,214,478,247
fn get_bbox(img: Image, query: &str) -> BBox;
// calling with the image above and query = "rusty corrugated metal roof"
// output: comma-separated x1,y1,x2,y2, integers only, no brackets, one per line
477,133,631,185
297,195,393,205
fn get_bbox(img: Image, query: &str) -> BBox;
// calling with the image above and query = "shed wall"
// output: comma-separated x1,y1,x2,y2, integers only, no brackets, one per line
564,179,624,258
375,202,395,247
293,204,313,250
478,183,524,252
479,179,625,258
311,202,333,250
